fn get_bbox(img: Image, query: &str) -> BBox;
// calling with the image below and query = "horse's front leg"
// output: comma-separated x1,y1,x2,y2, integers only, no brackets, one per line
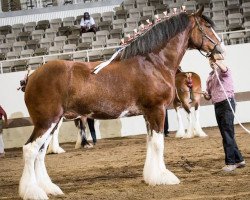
143,106,180,185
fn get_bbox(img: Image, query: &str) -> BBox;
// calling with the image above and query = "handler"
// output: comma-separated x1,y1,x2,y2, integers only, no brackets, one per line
203,58,245,172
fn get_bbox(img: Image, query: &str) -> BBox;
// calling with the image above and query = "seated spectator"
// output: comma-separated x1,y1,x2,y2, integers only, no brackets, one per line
80,12,98,34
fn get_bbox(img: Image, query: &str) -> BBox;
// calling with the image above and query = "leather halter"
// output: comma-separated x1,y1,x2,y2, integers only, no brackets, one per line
194,16,221,58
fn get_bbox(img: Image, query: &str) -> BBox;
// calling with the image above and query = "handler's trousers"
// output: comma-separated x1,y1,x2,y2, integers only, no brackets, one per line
214,98,244,165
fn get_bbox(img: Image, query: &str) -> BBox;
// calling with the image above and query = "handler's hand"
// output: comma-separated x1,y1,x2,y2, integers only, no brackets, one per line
203,91,211,100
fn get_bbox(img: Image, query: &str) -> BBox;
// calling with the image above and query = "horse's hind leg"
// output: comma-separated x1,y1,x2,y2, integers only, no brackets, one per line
193,105,207,137
143,106,180,185
47,117,66,154
19,121,63,200
175,106,186,138
182,103,194,139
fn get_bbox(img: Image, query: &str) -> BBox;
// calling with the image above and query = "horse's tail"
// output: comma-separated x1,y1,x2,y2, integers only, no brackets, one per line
185,73,194,102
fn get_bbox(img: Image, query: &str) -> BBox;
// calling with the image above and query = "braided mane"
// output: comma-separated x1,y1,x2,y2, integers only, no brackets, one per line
120,12,190,60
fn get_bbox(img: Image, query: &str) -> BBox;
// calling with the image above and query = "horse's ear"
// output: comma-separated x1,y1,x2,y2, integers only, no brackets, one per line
195,5,204,16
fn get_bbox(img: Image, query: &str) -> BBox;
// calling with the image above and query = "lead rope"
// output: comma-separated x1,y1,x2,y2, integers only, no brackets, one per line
214,64,250,134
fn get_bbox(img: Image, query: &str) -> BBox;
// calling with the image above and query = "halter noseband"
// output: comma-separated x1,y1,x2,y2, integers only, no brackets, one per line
194,16,221,58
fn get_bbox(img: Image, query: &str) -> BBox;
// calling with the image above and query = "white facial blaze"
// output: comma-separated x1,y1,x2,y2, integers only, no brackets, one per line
211,28,221,41
211,28,226,54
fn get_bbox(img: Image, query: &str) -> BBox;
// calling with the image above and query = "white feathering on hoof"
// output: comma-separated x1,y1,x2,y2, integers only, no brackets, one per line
143,131,180,185
182,113,194,138
35,135,64,196
75,129,82,149
194,108,207,137
175,108,186,138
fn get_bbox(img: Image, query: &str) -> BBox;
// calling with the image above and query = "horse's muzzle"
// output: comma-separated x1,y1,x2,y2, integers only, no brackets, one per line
212,44,225,60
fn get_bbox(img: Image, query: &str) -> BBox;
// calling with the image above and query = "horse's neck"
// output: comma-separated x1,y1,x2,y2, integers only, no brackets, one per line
163,30,190,72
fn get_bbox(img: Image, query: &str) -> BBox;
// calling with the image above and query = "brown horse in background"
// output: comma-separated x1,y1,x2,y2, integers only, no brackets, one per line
174,69,207,138
19,7,224,200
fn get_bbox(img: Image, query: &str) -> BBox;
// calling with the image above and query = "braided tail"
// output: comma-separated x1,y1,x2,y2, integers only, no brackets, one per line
186,73,194,102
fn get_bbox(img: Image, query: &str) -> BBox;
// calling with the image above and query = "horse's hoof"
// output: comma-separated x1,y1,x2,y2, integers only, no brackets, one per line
182,135,194,139
144,169,180,186
21,185,48,200
56,147,66,154
41,182,64,196
83,144,93,149
199,134,208,138
47,147,65,154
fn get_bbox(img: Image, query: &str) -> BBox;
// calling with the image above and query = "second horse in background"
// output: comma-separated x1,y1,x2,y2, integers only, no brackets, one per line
174,69,207,138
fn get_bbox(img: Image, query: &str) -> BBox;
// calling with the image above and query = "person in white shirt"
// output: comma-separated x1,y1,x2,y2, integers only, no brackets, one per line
80,12,98,34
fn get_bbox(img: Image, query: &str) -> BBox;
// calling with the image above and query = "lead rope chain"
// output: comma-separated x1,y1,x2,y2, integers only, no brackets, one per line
214,64,250,134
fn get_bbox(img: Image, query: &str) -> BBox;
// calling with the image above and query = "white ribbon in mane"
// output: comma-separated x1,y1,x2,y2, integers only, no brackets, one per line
92,47,125,74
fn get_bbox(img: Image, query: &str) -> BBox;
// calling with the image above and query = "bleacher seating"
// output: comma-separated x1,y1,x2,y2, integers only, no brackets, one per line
1,0,250,74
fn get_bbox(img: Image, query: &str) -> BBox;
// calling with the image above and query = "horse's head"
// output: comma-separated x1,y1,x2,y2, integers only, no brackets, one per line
189,6,225,60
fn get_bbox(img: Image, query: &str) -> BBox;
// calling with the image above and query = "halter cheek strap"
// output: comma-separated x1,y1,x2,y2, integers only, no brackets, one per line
194,17,221,58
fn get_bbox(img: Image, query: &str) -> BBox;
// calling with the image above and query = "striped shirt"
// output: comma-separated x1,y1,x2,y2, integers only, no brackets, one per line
206,68,235,104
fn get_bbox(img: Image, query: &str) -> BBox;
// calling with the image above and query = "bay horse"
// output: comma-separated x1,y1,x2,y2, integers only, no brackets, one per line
174,69,207,138
19,7,225,200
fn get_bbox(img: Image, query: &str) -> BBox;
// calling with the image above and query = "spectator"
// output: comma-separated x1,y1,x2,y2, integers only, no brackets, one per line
80,12,98,34
204,58,245,172
0,105,8,158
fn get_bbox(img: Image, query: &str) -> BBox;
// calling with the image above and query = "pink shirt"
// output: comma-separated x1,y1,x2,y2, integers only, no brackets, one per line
206,68,235,104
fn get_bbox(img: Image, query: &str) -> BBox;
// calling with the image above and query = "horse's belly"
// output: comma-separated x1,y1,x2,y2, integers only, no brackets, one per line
89,104,142,119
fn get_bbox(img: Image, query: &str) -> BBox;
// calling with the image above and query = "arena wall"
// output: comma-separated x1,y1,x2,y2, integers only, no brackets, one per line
1,43,250,148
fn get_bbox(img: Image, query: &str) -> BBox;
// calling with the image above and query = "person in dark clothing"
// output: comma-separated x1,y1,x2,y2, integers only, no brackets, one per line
80,12,98,34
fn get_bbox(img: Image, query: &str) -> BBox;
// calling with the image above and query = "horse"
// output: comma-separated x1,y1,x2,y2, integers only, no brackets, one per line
174,68,207,138
19,7,225,200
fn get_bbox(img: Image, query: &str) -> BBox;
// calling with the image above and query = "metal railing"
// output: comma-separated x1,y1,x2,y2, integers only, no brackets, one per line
0,45,120,74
